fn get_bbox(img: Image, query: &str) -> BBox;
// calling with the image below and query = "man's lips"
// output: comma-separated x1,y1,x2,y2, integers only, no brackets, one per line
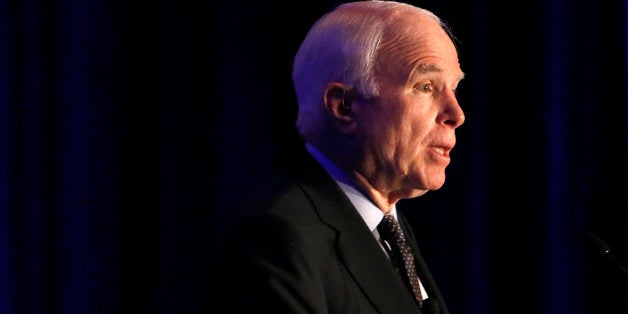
430,144,454,157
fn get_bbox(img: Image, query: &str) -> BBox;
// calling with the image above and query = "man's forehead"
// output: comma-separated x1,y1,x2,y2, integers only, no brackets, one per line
417,64,442,73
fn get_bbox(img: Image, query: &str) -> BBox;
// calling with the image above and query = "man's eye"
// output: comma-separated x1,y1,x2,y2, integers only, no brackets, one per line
418,84,432,92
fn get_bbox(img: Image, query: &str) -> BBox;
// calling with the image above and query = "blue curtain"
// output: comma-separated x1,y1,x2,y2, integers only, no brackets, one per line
1,0,627,313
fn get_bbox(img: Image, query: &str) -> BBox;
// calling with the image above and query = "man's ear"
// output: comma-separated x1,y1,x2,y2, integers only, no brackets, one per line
324,83,356,133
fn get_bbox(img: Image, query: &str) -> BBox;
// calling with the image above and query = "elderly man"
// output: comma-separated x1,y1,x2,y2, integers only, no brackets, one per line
216,1,465,313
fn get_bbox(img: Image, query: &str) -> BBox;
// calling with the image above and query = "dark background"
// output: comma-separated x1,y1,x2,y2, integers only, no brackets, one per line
2,0,627,313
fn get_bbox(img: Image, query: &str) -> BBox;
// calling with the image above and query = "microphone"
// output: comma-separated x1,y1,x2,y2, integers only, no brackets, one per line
585,232,628,277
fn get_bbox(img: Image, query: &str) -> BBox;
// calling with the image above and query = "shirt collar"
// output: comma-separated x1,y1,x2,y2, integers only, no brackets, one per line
305,143,398,232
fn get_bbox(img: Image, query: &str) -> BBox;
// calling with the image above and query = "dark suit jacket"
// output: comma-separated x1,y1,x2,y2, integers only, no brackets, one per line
215,148,448,314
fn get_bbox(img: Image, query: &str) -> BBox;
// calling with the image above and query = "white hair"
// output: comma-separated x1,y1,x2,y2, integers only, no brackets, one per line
291,0,448,142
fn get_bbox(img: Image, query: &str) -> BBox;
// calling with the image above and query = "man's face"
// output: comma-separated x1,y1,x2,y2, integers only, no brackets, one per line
355,14,465,198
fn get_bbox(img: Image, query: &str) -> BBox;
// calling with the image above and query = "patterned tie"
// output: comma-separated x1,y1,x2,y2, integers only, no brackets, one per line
377,213,424,306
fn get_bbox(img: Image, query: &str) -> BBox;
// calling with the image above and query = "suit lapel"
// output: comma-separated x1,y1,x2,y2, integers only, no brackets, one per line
334,213,420,313
291,152,420,313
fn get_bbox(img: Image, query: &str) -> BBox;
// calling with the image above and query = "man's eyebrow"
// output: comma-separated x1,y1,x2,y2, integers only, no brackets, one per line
416,64,465,80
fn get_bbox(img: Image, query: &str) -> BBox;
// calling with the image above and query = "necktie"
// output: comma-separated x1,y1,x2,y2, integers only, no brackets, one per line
377,213,424,306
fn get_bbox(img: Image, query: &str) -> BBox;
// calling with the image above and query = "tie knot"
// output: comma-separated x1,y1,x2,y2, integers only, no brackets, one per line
377,214,405,244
